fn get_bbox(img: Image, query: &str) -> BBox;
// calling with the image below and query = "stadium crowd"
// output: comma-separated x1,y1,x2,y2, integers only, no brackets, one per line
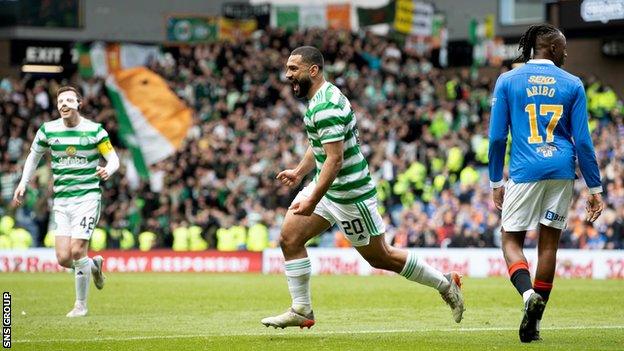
1,28,623,251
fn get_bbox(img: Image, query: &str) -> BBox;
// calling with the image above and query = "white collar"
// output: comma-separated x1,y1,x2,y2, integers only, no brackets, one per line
527,59,555,65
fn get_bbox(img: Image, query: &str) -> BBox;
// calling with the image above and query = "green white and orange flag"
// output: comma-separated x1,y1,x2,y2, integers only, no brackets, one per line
105,67,192,179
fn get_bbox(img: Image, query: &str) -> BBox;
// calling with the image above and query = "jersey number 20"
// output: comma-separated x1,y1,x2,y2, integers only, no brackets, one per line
525,104,563,144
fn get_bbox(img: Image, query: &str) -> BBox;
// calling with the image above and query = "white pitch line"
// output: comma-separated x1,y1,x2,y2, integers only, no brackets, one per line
13,325,624,344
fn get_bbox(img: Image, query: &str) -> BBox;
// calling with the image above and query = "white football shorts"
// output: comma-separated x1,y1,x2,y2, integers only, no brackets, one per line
53,198,102,240
501,179,573,232
293,182,385,247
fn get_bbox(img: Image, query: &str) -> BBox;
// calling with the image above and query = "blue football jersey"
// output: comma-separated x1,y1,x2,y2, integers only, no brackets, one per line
488,59,602,193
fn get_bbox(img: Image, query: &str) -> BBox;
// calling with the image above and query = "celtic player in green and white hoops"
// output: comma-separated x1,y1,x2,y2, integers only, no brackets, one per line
261,47,465,329
13,86,119,317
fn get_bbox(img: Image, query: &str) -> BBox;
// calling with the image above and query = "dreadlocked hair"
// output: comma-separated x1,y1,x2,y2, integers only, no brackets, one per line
516,23,560,63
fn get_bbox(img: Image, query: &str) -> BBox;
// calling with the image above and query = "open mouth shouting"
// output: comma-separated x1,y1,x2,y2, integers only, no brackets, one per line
59,105,76,119
291,79,300,96
289,76,311,99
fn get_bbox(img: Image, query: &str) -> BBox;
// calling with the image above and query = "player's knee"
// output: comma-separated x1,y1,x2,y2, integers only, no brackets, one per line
56,252,72,268
70,246,87,260
279,232,303,251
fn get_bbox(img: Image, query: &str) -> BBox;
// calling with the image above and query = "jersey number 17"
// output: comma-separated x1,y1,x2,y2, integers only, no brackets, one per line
525,103,563,144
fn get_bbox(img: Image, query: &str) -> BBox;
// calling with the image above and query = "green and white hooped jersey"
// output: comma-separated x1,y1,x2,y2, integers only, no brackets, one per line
32,117,109,205
304,82,376,204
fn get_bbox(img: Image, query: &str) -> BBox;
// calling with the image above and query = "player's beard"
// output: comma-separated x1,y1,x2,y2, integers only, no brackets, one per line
292,75,312,99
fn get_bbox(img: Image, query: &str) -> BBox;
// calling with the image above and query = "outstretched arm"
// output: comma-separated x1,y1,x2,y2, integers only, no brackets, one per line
308,141,343,203
14,127,48,206
18,149,44,188
13,149,45,206
295,147,316,177
290,141,343,216
276,147,315,187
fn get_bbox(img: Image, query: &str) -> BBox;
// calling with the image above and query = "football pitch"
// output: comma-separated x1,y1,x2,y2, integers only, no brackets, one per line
2,273,623,350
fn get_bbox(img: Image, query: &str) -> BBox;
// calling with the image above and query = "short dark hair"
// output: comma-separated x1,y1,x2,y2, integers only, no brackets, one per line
517,23,561,62
56,86,82,102
290,46,324,70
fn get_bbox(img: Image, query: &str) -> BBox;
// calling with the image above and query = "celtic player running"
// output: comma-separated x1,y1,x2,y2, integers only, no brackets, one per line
13,86,119,317
261,46,465,329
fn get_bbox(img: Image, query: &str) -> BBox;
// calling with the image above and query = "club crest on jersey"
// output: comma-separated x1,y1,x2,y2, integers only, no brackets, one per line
536,144,557,157
65,146,77,156
79,135,89,146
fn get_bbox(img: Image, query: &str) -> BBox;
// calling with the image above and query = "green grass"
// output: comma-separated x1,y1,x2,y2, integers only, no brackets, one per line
2,273,623,350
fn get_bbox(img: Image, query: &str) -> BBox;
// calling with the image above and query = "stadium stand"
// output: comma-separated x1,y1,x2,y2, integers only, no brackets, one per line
1,28,622,251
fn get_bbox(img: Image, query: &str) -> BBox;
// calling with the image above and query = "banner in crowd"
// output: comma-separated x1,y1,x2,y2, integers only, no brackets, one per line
2,248,623,278
165,16,218,44
0,248,66,272
468,15,495,45
99,250,262,272
357,0,396,27
469,15,511,67
219,17,258,42
263,248,624,279
473,38,520,67
273,4,350,31
273,6,299,32
299,5,328,30
106,67,192,179
76,42,160,79
75,43,94,78
0,249,262,273
222,2,270,29
393,0,434,36
326,4,351,30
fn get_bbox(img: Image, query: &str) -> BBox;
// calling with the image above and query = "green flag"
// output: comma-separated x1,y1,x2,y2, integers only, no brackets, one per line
357,0,396,27
106,85,150,179
276,6,299,32
75,43,94,79
468,18,478,45
105,68,193,180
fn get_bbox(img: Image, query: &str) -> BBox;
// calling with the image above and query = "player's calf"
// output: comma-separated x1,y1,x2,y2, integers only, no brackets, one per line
365,255,402,272
508,261,536,300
